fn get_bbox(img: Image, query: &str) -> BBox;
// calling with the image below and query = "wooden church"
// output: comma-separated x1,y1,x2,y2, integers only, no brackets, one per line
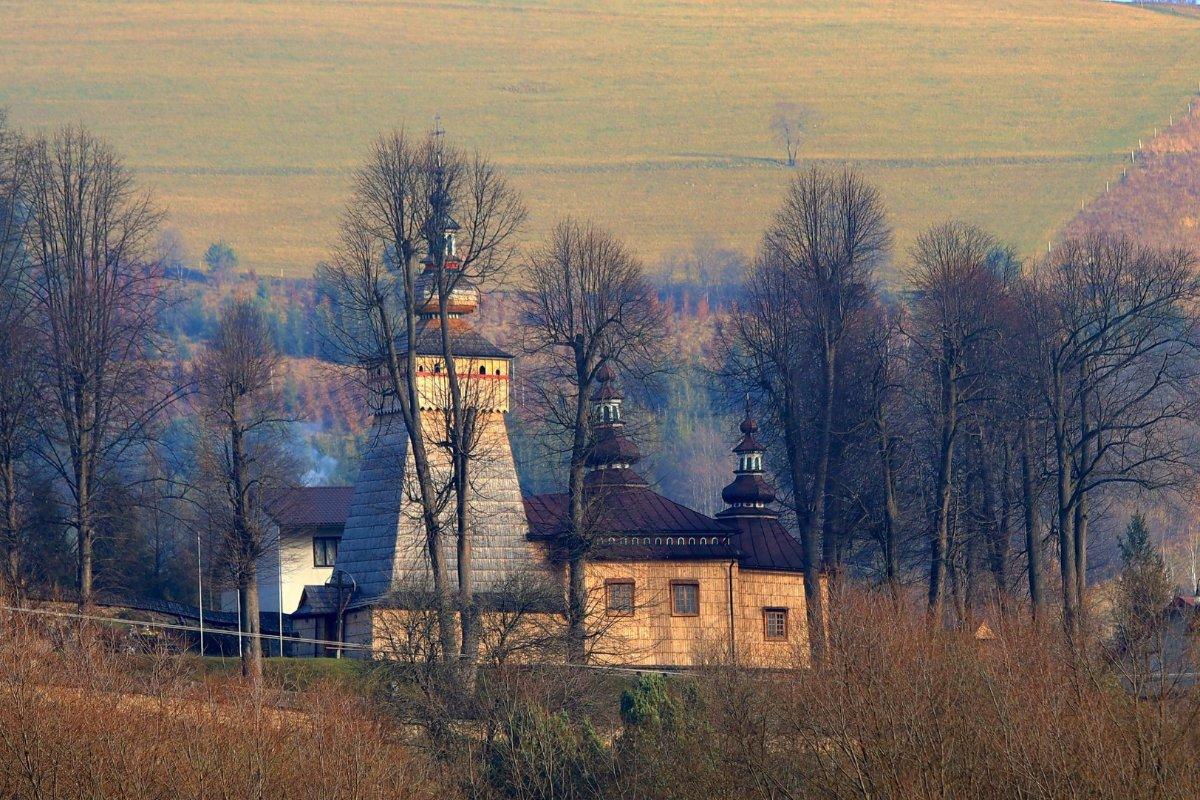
276,150,822,668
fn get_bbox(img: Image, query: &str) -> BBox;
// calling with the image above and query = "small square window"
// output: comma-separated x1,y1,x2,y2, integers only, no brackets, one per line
313,536,339,568
763,608,788,641
606,580,634,615
671,581,699,616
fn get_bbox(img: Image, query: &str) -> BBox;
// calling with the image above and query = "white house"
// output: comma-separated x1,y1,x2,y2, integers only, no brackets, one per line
219,486,353,615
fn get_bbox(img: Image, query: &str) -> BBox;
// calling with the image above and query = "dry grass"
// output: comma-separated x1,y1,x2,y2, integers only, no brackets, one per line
2,0,1198,276
0,618,453,800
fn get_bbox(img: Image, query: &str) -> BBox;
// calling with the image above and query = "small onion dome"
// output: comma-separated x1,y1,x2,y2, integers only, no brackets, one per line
721,472,776,506
591,362,622,401
586,425,641,469
733,400,765,454
718,398,778,516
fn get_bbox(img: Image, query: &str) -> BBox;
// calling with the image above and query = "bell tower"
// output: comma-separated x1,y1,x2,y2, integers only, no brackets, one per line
333,126,535,602
717,398,779,520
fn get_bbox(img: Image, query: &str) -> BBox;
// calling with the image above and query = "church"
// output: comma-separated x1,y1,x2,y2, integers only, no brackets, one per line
267,174,822,668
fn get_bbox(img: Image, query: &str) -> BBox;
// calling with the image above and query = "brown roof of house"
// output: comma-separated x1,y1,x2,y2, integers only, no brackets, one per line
264,486,354,528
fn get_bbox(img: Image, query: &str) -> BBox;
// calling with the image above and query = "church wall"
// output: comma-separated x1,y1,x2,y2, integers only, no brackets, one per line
584,559,736,668
735,569,811,669
306,567,822,668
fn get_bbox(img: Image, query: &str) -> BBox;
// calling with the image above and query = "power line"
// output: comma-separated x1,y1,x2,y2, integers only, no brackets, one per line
0,604,374,653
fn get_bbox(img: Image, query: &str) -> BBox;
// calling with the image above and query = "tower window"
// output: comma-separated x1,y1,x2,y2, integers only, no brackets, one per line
671,581,700,616
606,580,634,615
313,536,339,568
763,608,788,641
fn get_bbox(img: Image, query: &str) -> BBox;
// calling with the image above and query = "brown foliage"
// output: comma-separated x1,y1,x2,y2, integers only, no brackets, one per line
1070,102,1200,254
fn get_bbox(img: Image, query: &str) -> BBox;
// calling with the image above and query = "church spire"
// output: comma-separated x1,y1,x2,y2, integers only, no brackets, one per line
717,397,778,518
417,119,473,320
584,362,646,487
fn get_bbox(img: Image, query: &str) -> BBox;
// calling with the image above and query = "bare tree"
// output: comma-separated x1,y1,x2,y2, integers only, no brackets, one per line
861,300,907,602
906,221,1002,623
319,127,525,685
194,299,298,683
23,125,171,607
0,113,39,604
519,219,666,662
1027,234,1200,640
769,102,813,168
728,165,889,661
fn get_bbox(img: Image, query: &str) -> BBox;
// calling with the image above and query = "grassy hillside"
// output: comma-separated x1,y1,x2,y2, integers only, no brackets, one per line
3,0,1199,276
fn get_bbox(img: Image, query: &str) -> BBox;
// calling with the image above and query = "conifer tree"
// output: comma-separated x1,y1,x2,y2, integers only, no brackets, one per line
1114,512,1172,655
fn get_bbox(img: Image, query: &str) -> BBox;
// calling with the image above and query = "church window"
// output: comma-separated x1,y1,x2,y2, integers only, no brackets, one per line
671,581,699,616
313,536,339,568
480,365,487,374
763,608,788,641
433,362,442,373
606,580,634,615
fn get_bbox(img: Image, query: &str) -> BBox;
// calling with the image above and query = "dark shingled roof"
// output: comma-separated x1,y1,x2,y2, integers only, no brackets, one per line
401,318,512,360
294,585,345,615
728,516,807,572
263,486,354,528
523,479,806,572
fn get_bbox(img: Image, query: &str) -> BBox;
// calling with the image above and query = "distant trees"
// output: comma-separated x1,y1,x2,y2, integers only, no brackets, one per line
0,112,38,603
203,240,238,277
194,299,298,683
769,102,814,167
519,219,666,662
1113,512,1171,658
906,222,1003,621
720,161,1200,643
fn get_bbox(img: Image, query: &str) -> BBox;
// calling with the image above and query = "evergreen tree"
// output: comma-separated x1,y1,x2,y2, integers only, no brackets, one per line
1114,512,1172,654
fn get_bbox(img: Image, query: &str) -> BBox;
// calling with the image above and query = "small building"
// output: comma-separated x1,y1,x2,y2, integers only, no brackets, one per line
216,486,354,616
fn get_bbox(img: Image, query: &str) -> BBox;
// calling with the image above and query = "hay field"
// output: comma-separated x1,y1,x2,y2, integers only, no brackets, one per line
2,0,1199,276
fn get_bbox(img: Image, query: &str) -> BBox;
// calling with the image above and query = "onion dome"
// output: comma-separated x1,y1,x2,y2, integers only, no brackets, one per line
584,362,642,474
718,398,778,518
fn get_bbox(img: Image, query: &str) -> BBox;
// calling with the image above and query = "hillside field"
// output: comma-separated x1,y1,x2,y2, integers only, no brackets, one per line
2,0,1200,277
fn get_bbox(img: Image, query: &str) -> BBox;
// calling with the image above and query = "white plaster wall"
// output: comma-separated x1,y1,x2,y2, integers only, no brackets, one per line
257,525,338,614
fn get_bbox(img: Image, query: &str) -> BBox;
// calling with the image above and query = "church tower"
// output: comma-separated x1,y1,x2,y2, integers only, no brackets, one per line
717,398,779,521
333,129,536,602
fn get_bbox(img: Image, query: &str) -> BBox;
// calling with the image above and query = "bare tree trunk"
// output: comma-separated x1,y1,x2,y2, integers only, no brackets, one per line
929,352,957,622
993,438,1013,612
566,360,590,664
878,426,901,605
1074,365,1090,621
379,305,458,669
76,460,93,607
1021,418,1044,621
799,342,836,661
1054,408,1078,641
240,561,262,684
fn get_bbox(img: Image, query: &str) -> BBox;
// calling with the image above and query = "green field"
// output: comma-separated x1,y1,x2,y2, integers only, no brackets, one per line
2,0,1199,276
